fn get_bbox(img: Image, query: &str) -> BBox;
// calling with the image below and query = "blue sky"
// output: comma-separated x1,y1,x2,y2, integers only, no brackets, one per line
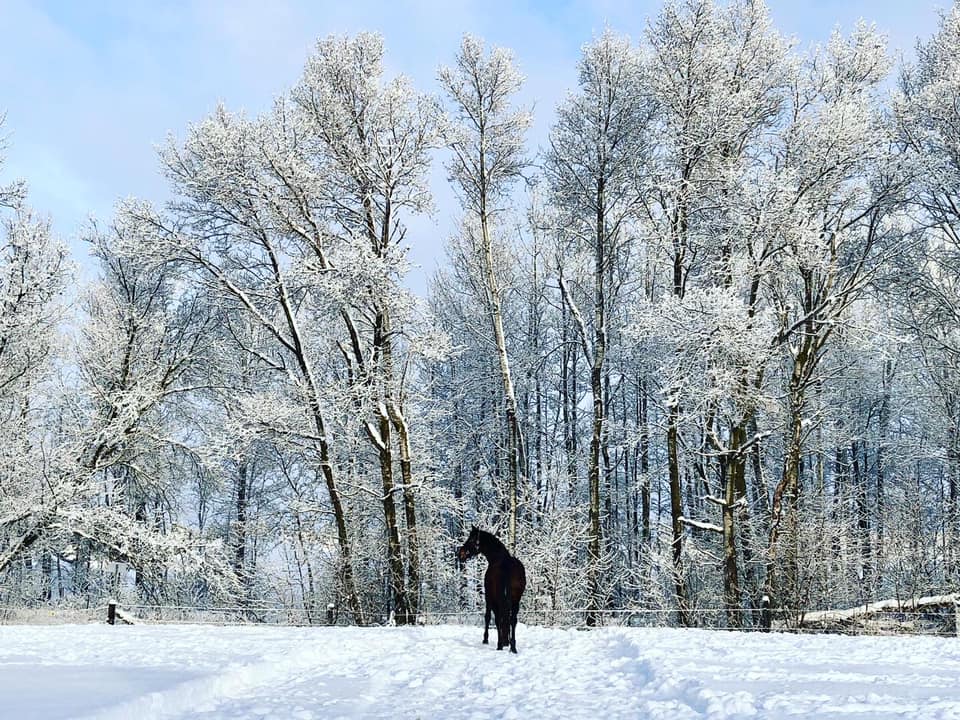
0,0,947,291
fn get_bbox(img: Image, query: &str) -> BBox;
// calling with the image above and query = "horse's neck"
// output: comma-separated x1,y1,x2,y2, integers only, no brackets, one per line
479,532,508,561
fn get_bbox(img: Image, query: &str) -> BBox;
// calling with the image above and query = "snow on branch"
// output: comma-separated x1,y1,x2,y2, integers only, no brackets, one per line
679,516,723,534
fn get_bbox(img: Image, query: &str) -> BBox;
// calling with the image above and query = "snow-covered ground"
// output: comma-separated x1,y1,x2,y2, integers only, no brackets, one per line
2,623,960,719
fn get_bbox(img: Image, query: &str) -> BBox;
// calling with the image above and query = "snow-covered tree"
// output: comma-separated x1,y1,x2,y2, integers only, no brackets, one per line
545,29,652,625
894,1,960,582
761,24,903,611
635,0,791,624
440,34,531,551
117,33,442,623
0,124,68,591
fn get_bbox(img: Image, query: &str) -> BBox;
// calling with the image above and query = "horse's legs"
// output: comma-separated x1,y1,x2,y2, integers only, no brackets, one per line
496,599,510,650
483,604,491,644
509,599,519,653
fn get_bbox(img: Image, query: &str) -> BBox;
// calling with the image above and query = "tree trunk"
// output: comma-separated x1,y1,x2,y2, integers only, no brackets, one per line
266,235,365,625
748,416,770,516
767,381,805,612
639,377,650,543
233,461,250,598
585,179,607,627
374,410,409,625
852,439,872,598
561,302,578,503
586,358,604,625
666,185,691,626
947,431,960,580
667,404,692,626
723,422,747,628
389,402,421,624
315,440,364,624
875,358,893,592
478,192,523,552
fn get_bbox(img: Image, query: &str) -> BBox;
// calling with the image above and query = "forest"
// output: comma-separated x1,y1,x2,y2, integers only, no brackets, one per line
1,0,959,630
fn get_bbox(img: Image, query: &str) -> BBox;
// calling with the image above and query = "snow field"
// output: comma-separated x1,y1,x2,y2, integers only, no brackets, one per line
1,623,960,719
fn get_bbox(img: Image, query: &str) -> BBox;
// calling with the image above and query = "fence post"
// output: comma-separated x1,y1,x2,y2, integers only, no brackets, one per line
760,595,771,632
107,602,116,626
326,603,335,626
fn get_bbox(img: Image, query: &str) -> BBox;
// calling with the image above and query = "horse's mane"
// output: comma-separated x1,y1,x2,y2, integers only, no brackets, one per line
477,528,509,557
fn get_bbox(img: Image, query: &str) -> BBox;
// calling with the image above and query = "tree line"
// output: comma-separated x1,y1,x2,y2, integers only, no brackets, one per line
1,0,959,628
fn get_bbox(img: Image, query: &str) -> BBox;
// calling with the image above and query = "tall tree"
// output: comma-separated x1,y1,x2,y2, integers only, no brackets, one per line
146,105,370,622
138,33,438,623
762,23,900,610
0,129,66,581
894,2,960,580
545,30,651,625
639,0,789,624
292,32,439,624
440,35,531,550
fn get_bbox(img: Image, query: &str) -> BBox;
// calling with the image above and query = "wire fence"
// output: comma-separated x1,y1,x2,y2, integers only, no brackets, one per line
0,605,103,626
2,602,956,638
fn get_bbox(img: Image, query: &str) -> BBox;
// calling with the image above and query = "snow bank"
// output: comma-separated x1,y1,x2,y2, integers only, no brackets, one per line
1,623,959,719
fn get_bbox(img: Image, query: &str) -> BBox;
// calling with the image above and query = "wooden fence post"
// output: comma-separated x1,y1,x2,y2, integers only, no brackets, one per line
760,595,771,632
107,602,116,626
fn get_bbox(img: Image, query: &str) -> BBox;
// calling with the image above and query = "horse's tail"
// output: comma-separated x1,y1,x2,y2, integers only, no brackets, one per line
501,563,512,608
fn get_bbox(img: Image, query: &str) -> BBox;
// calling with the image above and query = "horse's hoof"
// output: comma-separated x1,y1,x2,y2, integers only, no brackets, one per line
510,648,517,654
482,639,489,644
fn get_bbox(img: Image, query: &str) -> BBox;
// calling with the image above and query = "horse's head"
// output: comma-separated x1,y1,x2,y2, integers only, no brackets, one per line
456,525,481,564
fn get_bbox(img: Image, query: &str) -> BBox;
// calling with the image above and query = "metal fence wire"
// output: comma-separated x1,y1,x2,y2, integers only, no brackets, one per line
4,602,956,638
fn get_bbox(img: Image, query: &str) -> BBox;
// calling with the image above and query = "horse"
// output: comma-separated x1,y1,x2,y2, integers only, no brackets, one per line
456,526,526,653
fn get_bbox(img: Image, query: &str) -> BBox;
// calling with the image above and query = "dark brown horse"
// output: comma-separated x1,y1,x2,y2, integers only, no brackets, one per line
457,526,526,653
